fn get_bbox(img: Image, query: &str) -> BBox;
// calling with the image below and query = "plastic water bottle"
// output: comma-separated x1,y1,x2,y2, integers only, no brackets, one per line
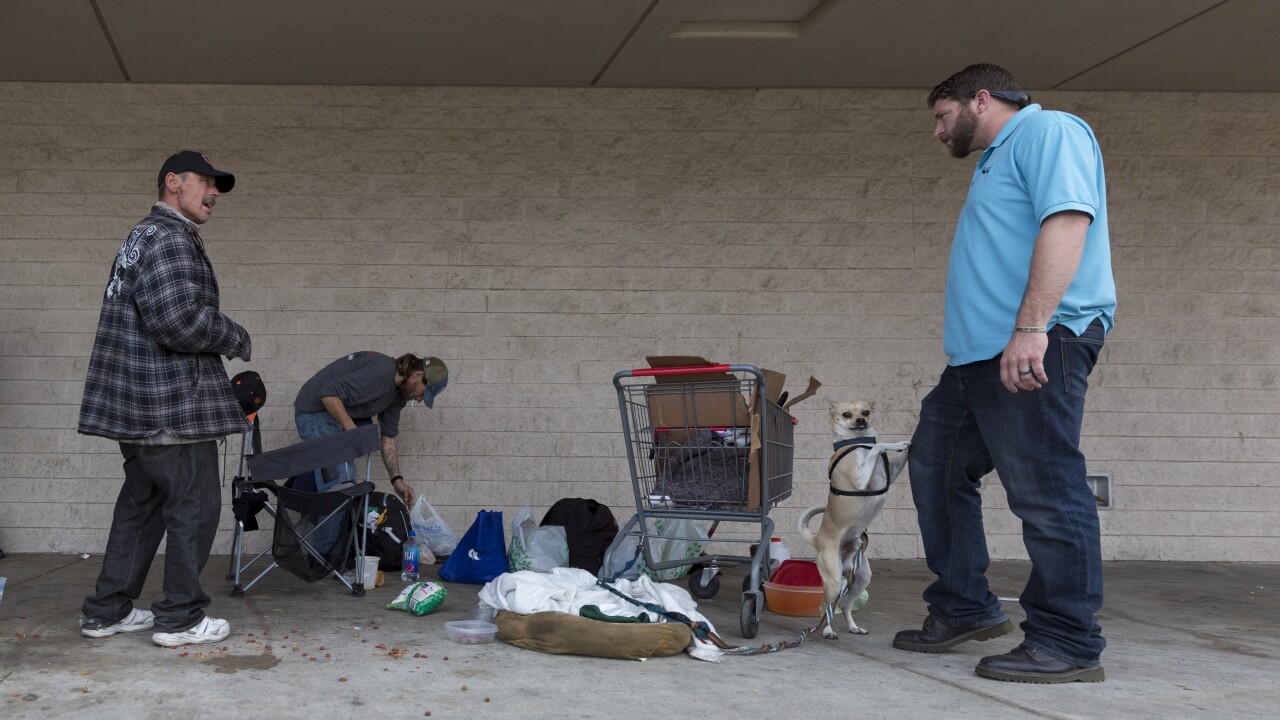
768,537,790,571
401,530,421,582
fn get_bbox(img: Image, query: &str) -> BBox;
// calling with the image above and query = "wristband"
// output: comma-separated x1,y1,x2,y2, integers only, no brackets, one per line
1013,326,1048,333
391,475,404,483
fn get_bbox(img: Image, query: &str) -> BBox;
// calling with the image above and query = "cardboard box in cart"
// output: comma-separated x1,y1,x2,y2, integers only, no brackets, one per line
644,356,820,509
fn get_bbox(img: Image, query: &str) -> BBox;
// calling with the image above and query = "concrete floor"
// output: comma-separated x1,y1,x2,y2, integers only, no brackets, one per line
1,554,1277,720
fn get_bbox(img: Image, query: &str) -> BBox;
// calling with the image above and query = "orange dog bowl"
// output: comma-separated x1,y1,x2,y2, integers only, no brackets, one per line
761,580,824,617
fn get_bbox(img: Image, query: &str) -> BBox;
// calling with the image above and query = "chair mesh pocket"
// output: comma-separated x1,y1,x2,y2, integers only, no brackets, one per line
272,486,355,582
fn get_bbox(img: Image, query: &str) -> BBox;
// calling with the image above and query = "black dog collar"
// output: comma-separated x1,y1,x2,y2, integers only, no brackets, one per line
833,436,876,451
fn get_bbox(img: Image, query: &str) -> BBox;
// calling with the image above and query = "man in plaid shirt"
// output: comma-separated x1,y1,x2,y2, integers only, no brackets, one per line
78,151,252,648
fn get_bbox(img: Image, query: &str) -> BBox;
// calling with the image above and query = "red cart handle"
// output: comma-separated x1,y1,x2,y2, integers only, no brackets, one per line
629,364,732,377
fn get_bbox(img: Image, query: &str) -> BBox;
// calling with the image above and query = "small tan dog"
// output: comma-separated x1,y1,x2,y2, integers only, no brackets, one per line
798,399,909,638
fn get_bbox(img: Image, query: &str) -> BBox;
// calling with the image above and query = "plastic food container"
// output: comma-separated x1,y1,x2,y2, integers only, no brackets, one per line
445,620,498,644
761,580,824,617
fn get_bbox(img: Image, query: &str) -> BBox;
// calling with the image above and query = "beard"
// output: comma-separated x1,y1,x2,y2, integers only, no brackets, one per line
943,104,979,159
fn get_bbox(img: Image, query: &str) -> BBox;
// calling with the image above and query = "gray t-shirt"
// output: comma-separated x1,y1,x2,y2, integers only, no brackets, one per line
294,351,408,437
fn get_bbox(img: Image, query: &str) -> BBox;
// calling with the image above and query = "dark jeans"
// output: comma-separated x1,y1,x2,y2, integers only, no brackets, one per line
909,319,1106,667
82,441,221,633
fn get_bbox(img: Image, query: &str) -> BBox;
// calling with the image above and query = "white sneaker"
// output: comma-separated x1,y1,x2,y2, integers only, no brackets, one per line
151,616,231,647
81,608,155,638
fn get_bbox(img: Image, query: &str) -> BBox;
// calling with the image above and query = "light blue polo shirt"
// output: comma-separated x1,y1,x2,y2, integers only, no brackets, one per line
943,104,1117,366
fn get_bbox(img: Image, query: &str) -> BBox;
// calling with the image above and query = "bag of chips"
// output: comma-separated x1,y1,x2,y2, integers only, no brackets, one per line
386,581,448,616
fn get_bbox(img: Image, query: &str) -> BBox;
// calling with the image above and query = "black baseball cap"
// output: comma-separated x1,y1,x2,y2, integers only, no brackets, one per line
230,370,266,418
157,150,235,193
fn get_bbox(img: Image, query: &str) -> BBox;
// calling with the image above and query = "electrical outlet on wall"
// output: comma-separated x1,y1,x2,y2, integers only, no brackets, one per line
1086,472,1112,509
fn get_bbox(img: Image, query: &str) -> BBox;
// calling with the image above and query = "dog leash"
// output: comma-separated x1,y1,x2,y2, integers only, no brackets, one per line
754,441,899,645
595,519,885,655
593,576,821,655
729,572,873,655
828,437,895,496
597,544,816,655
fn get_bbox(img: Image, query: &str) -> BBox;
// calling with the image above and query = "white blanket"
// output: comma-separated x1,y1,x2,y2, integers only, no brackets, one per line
478,567,723,662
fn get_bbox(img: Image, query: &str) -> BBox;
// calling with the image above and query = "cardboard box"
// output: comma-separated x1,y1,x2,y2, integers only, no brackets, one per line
644,356,752,429
642,356,820,509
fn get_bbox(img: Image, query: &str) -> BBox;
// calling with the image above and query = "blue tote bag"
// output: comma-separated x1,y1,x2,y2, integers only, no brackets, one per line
438,510,509,584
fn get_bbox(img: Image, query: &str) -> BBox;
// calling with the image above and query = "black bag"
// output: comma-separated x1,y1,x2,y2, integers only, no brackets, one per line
540,498,619,574
355,491,411,570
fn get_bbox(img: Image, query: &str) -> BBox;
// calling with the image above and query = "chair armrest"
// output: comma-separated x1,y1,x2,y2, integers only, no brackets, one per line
247,425,381,481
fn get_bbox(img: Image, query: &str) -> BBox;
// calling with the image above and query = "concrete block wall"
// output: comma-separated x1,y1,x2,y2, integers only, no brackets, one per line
0,82,1276,562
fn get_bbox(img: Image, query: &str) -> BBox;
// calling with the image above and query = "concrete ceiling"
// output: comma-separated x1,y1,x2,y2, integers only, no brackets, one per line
2,0,1277,92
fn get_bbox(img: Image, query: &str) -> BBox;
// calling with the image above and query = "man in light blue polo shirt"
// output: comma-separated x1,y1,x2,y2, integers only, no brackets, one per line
893,64,1116,684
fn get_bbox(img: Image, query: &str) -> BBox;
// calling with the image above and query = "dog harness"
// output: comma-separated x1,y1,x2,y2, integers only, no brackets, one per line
828,437,894,496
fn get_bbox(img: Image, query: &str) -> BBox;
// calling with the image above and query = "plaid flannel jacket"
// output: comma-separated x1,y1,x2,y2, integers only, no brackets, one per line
78,204,252,441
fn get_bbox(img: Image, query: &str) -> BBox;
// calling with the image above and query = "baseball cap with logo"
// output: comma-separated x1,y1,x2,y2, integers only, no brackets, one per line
421,356,448,408
157,150,236,193
231,371,266,420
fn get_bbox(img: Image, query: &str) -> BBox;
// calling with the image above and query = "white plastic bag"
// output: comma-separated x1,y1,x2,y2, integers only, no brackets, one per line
644,518,709,581
599,518,709,581
646,518,708,581
409,496,459,556
507,506,570,573
601,532,643,580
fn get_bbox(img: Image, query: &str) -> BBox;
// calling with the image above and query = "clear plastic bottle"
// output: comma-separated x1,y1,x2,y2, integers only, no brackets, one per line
768,537,790,571
401,530,421,582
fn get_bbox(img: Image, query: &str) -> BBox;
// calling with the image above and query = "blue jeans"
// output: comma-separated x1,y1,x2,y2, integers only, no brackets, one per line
82,441,221,633
294,409,358,491
908,320,1106,667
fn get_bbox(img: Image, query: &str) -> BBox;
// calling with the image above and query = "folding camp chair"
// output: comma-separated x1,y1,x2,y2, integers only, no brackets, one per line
228,424,380,597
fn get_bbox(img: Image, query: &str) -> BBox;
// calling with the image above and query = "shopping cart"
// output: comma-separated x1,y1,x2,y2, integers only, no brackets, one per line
602,362,795,638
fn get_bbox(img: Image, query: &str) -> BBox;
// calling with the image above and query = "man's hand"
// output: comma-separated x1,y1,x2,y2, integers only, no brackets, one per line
1002,211,1088,394
392,477,416,508
379,435,414,506
1000,331,1049,393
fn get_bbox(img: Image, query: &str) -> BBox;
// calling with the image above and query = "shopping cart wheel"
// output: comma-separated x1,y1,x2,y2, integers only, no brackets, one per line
740,594,760,639
688,569,720,599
